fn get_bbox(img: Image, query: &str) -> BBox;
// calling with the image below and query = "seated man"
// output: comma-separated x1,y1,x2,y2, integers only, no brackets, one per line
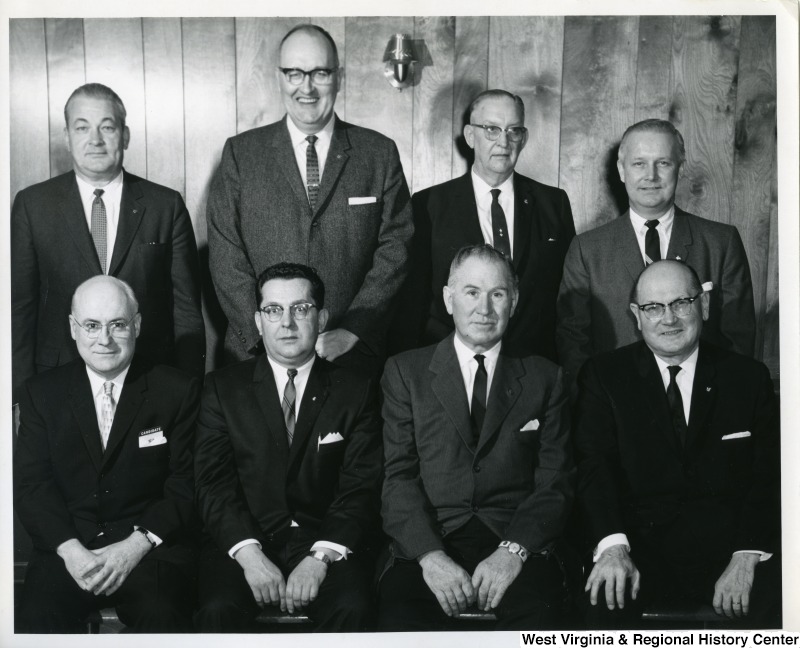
575,260,780,628
379,244,574,631
14,276,200,633
194,262,382,632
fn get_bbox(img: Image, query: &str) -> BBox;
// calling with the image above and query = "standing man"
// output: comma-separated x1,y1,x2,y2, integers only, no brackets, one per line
207,24,412,375
557,119,755,385
14,276,200,632
194,263,382,632
397,89,575,360
379,245,574,631
11,83,205,403
575,260,780,628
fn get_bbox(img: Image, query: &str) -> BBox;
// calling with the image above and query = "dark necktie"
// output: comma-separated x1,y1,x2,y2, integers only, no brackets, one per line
91,188,107,272
283,369,298,445
666,365,687,448
644,219,661,264
470,354,488,443
306,135,320,211
490,189,512,258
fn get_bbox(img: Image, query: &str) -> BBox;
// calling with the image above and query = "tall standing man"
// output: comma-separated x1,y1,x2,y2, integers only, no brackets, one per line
557,119,755,385
11,83,205,403
397,89,575,360
208,24,412,375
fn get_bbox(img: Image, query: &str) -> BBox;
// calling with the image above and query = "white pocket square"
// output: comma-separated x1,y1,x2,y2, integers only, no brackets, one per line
721,431,751,440
520,419,540,432
318,432,345,448
140,435,167,448
348,196,377,205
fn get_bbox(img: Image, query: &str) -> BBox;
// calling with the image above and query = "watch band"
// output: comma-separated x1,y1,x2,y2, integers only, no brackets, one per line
308,550,332,565
137,527,156,549
498,540,529,562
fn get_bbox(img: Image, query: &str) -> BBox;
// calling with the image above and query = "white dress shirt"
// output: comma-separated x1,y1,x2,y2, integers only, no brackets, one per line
286,113,335,196
453,334,502,410
75,171,124,273
471,169,516,258
629,206,674,264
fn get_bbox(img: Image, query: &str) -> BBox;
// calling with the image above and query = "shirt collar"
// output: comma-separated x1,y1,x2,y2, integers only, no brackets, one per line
75,169,124,193
453,333,502,369
286,113,336,149
266,353,316,381
471,167,514,195
651,344,699,376
629,204,675,230
86,363,130,397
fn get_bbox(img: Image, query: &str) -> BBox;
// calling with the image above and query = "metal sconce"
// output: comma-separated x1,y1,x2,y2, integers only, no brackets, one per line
383,34,416,90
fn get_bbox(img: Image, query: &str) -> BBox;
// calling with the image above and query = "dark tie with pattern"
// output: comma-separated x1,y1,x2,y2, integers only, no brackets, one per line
490,189,512,258
470,354,488,444
306,135,320,211
666,365,687,448
283,368,298,445
644,219,661,265
91,188,107,272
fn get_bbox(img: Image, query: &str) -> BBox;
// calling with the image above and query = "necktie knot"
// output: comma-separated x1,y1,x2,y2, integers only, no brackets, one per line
103,381,114,396
474,354,486,368
287,368,298,381
667,365,682,381
306,135,318,146
645,219,659,230
94,188,105,199
490,188,501,202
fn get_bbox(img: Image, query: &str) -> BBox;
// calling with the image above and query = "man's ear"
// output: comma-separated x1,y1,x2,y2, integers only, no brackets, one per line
132,312,142,339
122,126,130,151
69,314,79,341
443,285,454,315
254,310,263,337
617,158,626,184
629,303,643,331
317,308,329,333
700,291,710,322
463,124,475,150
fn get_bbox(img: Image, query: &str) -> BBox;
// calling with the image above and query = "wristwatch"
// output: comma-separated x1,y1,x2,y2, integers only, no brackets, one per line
498,540,528,562
136,527,157,549
308,550,332,565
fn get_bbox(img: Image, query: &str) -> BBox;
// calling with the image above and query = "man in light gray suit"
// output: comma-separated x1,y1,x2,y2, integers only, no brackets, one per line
207,24,412,375
556,119,755,386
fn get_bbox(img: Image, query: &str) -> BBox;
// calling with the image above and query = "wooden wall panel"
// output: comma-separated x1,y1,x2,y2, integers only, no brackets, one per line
671,16,741,224
142,18,186,198
9,19,50,202
634,16,673,122
411,16,455,193
83,18,147,178
559,16,639,233
488,16,565,188
45,18,86,177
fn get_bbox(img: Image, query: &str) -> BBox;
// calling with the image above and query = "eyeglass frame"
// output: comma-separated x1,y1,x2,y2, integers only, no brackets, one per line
633,292,704,321
257,302,318,322
277,67,337,86
70,313,139,339
469,123,528,143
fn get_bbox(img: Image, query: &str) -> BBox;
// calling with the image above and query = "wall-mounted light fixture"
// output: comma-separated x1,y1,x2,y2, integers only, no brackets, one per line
383,34,416,90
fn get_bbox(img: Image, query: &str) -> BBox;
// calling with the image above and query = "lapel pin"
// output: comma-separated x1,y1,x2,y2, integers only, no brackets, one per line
706,387,711,392
312,396,317,401
337,155,342,159
675,255,681,260
507,388,513,395
132,209,138,214
523,198,529,204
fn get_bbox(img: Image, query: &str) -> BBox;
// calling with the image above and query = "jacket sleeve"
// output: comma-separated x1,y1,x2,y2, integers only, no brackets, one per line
719,225,756,357
556,235,594,388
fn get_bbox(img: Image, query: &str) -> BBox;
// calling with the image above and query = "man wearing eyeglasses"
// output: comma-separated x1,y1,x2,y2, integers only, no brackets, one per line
194,262,382,631
207,24,412,377
393,89,575,360
574,260,780,628
14,276,200,632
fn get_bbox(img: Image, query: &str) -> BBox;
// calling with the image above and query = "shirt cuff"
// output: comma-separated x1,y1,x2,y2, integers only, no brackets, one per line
733,550,772,562
133,525,163,548
311,541,350,561
593,533,630,562
229,538,261,559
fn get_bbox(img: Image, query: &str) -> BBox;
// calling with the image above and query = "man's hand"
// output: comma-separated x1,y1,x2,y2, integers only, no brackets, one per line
418,550,475,617
713,552,760,619
234,543,287,610
315,329,359,361
585,544,641,610
471,547,524,611
56,538,104,591
84,531,152,596
285,555,330,613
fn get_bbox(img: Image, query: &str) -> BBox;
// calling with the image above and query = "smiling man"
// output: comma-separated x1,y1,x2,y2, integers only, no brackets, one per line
207,24,412,377
379,244,574,631
574,260,781,628
556,119,755,389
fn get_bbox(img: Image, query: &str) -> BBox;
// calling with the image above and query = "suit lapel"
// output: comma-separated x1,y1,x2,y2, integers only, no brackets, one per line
69,363,104,472
313,117,349,219
253,356,291,459
456,174,485,245
287,358,330,470
633,343,682,456
107,172,145,276
686,343,716,451
101,358,146,468
666,207,693,263
618,213,646,282
511,174,535,273
430,337,474,451
272,117,311,213
477,354,524,452
61,173,103,274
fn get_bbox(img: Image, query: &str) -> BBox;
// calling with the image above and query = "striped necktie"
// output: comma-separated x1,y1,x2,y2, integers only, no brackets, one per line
100,381,115,450
91,188,108,273
283,369,298,445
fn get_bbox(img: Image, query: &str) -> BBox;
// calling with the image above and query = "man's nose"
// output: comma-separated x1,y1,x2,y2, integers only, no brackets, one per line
661,305,678,325
280,308,297,328
476,293,493,314
300,72,314,93
89,127,103,145
96,325,113,344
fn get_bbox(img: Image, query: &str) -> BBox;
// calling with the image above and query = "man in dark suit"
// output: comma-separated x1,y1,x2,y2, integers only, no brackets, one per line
194,262,382,632
207,24,412,375
11,83,204,404
557,119,755,386
14,276,200,633
396,89,575,360
575,260,780,628
379,245,574,631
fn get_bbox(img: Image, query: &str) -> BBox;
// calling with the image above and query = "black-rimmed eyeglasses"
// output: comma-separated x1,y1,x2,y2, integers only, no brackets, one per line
278,67,336,86
258,303,317,322
469,124,528,143
634,293,703,321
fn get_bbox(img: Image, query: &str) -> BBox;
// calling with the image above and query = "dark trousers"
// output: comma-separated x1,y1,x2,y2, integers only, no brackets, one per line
194,530,374,632
378,517,568,631
17,548,194,633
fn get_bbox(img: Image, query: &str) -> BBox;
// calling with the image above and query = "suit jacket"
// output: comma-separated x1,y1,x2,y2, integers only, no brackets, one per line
574,340,780,560
194,355,383,554
381,334,575,560
11,170,205,401
14,356,201,564
556,208,756,384
394,171,575,360
207,115,413,360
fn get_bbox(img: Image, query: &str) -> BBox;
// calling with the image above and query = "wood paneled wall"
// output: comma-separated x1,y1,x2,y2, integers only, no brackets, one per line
8,16,779,376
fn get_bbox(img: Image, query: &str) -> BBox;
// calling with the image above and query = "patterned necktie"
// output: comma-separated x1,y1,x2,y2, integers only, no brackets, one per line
283,369,298,445
306,135,320,211
470,354,488,444
644,219,661,265
91,188,108,273
100,381,115,450
490,189,512,259
666,365,687,448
